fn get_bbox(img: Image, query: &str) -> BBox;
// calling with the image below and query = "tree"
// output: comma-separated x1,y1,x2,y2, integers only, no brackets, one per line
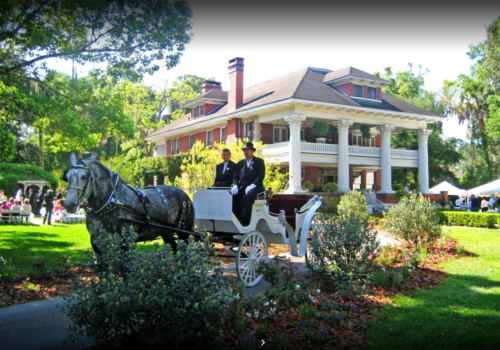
167,74,213,121
0,0,192,77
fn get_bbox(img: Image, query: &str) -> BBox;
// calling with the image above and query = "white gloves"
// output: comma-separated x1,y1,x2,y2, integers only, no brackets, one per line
245,184,256,194
231,185,239,195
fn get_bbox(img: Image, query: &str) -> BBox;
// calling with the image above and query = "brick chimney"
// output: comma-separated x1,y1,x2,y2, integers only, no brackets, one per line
228,57,244,112
202,80,222,94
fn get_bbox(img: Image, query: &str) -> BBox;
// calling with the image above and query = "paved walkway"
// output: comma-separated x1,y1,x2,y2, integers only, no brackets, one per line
0,233,397,350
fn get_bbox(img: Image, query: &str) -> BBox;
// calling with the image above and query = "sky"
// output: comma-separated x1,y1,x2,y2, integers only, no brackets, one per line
49,1,500,141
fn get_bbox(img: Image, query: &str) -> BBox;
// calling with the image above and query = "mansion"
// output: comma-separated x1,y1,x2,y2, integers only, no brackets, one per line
145,58,442,201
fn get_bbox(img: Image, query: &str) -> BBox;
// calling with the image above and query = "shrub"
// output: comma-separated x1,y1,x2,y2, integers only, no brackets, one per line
318,196,339,215
435,211,497,228
382,193,442,248
337,190,368,222
63,229,235,348
323,182,338,193
308,215,380,269
302,180,314,192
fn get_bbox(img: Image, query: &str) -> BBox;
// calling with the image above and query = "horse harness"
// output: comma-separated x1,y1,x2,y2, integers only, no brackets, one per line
65,162,191,231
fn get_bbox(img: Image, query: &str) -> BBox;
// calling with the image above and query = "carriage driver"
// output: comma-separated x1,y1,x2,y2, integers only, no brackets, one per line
231,142,266,226
213,148,237,187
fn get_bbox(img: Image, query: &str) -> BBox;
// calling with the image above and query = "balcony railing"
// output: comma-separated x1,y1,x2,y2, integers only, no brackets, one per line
261,141,418,160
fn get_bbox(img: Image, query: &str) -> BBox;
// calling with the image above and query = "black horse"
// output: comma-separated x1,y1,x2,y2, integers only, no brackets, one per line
62,156,194,253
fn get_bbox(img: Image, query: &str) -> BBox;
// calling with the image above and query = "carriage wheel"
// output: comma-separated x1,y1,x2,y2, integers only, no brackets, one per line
236,230,268,287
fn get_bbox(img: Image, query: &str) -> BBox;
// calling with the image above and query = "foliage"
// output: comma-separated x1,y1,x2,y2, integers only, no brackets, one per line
312,120,329,137
435,211,497,228
302,180,314,192
323,182,338,193
0,121,16,162
175,139,288,197
0,162,58,195
318,196,339,215
308,214,380,269
0,257,14,283
359,125,372,139
337,190,368,223
63,229,234,348
383,193,442,248
0,0,192,77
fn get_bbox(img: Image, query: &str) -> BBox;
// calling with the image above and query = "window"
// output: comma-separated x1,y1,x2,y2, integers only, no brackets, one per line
176,139,180,154
367,87,377,99
353,84,364,97
199,105,205,116
352,135,362,146
221,127,226,143
273,126,289,143
189,135,195,150
207,130,214,146
245,121,253,141
170,140,175,155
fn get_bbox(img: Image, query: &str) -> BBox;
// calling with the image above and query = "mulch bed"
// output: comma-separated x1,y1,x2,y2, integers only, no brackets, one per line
0,238,474,349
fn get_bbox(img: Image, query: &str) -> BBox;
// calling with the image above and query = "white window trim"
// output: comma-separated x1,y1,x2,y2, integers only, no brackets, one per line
206,130,214,146
220,127,226,144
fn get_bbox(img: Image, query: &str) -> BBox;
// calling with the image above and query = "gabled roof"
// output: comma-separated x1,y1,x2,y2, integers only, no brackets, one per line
147,67,440,139
323,67,390,85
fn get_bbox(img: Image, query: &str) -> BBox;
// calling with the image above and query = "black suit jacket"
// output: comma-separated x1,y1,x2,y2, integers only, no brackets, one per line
213,160,236,187
233,156,266,190
44,193,54,209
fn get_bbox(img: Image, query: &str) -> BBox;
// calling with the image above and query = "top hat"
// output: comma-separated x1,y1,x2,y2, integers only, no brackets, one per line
241,142,256,151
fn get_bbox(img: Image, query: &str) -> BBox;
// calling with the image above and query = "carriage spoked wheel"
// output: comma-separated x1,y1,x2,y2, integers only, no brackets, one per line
236,230,268,287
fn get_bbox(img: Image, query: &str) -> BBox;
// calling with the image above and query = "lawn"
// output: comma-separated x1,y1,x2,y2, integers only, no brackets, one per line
367,226,500,350
0,223,162,275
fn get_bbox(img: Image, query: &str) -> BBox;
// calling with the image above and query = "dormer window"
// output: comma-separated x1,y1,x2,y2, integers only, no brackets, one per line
367,87,377,99
353,84,364,97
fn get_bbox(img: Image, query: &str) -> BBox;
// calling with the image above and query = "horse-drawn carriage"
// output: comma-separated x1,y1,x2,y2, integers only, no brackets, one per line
62,157,322,287
194,188,322,286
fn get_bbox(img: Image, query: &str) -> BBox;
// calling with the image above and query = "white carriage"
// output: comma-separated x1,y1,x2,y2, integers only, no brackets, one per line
193,188,322,287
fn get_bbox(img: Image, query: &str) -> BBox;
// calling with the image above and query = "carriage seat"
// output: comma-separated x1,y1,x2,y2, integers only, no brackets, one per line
268,194,315,230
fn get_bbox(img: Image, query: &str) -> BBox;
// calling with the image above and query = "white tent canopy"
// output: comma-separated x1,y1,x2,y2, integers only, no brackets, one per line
467,178,500,196
429,181,466,196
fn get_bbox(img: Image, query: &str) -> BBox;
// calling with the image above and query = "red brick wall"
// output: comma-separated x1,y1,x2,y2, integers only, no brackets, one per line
304,166,319,188
204,103,220,115
260,123,274,144
195,131,206,145
226,118,239,144
180,136,189,153
336,83,353,96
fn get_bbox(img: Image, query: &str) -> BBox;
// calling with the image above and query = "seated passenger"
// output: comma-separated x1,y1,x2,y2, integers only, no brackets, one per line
213,148,236,188
231,142,266,226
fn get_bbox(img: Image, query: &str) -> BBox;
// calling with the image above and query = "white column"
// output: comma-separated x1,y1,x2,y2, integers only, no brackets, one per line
284,114,306,194
337,119,353,192
378,124,396,193
418,128,432,194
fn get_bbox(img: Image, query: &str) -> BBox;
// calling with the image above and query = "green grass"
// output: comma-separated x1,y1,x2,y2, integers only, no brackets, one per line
0,223,163,275
367,226,500,350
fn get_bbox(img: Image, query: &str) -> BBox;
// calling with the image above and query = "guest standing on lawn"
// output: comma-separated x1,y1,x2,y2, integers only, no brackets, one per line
43,190,54,225
481,197,489,212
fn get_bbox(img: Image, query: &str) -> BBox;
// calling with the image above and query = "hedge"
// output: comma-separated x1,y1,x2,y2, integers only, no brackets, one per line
0,163,59,196
435,211,498,228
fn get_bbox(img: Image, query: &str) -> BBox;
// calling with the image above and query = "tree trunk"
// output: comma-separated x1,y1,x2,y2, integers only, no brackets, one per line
38,128,44,169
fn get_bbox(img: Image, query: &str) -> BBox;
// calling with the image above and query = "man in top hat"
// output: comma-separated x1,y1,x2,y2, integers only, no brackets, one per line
232,142,266,226
213,148,236,188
